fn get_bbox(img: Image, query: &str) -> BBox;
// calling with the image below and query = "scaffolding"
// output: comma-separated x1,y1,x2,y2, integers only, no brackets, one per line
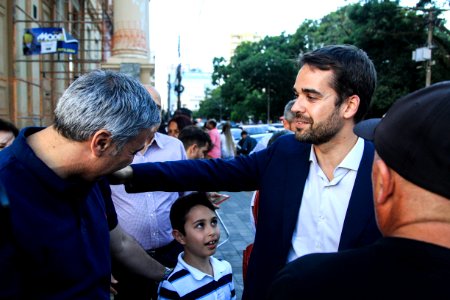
2,0,114,128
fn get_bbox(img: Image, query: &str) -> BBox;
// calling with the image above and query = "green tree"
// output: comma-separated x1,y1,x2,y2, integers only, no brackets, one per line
204,0,450,121
211,35,298,123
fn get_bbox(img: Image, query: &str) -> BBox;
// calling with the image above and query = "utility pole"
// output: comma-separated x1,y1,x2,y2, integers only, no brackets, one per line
410,6,449,87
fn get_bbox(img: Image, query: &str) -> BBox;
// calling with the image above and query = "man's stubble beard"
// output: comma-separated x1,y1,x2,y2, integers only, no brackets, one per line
294,106,343,145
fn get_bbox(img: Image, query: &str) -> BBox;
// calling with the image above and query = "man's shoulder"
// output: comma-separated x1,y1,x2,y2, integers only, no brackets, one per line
155,132,184,148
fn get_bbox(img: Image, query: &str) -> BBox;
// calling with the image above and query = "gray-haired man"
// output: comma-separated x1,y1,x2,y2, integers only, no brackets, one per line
0,70,167,299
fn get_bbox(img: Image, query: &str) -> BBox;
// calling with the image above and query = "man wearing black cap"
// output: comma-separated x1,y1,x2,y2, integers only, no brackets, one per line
267,81,450,299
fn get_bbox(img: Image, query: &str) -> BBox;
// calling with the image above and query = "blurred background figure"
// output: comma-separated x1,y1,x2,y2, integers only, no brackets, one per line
0,119,19,150
236,130,257,156
205,119,221,159
167,114,193,138
250,99,296,154
178,125,212,159
220,122,236,159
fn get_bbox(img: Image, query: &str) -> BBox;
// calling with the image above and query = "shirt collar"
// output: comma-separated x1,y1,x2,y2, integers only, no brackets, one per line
139,132,164,156
178,252,227,281
309,137,364,172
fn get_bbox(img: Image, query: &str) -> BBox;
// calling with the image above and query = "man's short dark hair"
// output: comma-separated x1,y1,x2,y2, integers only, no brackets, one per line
206,119,217,128
170,192,217,235
300,44,377,123
0,119,19,137
178,125,212,151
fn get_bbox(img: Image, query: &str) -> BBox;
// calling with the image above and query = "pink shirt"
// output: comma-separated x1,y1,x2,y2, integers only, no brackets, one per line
207,128,221,158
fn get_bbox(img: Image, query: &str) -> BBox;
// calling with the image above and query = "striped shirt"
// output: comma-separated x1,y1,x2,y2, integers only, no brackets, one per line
158,253,236,300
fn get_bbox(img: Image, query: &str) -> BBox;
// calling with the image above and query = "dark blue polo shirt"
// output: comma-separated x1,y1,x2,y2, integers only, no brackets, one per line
0,127,118,299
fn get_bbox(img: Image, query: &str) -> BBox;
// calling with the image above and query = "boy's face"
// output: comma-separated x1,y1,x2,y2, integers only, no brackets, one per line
176,205,220,260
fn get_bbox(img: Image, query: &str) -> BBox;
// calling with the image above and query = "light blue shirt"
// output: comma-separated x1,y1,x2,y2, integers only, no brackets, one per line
287,138,365,262
110,132,187,250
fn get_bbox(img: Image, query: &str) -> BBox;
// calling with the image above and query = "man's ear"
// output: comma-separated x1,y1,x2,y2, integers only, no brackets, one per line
186,144,197,157
172,229,187,245
372,158,394,205
91,129,113,157
342,95,360,120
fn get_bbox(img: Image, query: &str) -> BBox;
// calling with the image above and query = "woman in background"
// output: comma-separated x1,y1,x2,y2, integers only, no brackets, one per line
220,122,236,159
167,114,192,138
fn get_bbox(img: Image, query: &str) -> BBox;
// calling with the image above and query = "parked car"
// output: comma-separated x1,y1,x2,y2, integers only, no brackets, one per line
268,123,284,132
239,124,272,142
231,127,243,143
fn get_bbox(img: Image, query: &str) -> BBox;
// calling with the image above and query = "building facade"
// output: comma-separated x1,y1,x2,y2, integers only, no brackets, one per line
0,0,154,129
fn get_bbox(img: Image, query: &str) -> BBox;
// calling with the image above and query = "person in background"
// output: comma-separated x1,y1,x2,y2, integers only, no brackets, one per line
167,114,193,138
220,122,236,159
110,85,187,300
0,118,19,150
250,99,296,154
178,125,212,160
158,192,236,300
205,119,221,159
109,44,381,300
0,70,167,299
236,130,257,155
268,81,450,299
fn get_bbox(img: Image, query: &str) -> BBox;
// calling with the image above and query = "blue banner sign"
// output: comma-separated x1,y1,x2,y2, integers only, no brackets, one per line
23,27,79,55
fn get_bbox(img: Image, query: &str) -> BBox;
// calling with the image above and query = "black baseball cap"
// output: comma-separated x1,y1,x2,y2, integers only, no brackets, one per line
354,81,450,199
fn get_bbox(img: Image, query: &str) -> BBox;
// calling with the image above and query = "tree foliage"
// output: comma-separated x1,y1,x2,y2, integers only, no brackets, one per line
199,0,450,121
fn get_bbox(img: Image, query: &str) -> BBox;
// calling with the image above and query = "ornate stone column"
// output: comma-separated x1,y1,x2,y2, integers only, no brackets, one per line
102,0,154,85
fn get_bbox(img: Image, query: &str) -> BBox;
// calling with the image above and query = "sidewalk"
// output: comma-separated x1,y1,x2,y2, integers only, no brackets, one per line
215,191,255,300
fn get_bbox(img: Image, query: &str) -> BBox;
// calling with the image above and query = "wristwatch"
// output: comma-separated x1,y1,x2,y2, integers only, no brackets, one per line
162,267,173,281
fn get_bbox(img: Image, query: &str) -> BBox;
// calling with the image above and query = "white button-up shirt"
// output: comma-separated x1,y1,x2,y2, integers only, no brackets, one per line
287,138,365,262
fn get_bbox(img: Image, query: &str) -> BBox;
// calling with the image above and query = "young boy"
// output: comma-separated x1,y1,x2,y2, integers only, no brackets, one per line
158,192,236,300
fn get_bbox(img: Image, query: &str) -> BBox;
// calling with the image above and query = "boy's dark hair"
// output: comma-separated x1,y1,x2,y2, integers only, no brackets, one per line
300,44,377,123
170,192,217,235
0,119,19,137
178,125,212,151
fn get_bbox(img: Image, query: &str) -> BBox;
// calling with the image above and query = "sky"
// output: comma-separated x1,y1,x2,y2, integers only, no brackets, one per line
148,0,450,107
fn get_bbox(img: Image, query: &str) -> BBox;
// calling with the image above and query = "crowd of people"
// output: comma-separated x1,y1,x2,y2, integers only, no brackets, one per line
0,43,449,300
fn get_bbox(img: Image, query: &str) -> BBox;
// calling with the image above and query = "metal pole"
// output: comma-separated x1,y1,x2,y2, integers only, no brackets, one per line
266,89,270,124
425,10,433,87
167,73,171,117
